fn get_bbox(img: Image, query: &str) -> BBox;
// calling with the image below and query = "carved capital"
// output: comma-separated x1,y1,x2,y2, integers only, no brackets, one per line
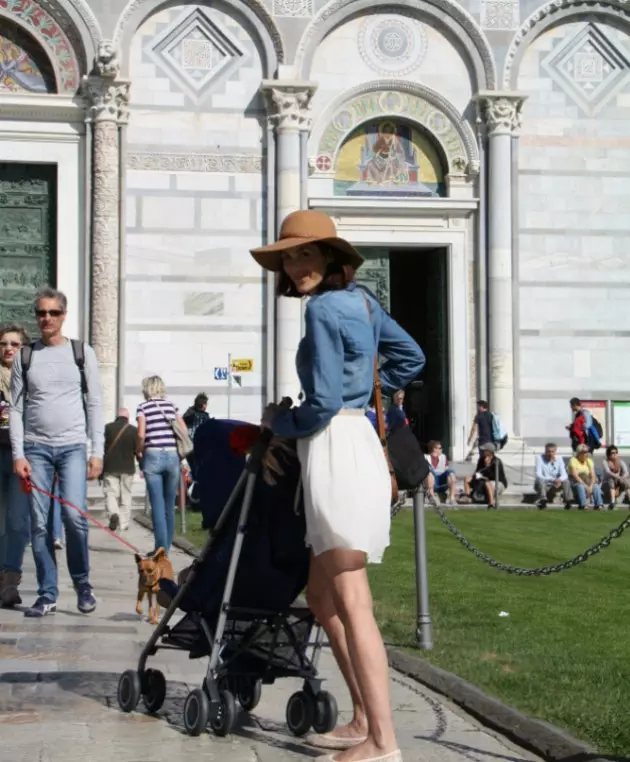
262,81,317,132
475,92,526,135
82,75,130,124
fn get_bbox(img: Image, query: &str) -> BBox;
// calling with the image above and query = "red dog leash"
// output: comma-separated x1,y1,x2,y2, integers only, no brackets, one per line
20,478,141,554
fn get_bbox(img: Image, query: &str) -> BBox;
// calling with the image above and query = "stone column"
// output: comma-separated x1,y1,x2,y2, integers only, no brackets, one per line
262,81,316,403
82,42,130,421
476,93,526,436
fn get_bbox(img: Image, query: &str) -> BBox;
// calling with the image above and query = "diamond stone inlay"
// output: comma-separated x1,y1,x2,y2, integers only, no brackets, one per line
145,8,247,104
541,22,630,116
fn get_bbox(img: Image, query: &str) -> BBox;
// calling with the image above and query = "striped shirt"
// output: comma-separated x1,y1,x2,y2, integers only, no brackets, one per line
137,398,178,449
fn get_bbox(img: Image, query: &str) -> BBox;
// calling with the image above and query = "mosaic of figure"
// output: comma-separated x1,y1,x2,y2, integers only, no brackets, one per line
334,119,445,197
0,24,55,94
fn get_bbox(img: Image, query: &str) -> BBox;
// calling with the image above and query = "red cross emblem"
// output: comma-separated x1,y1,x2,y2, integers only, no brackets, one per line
315,155,332,172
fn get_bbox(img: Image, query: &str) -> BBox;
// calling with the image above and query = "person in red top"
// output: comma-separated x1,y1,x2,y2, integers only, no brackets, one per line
567,397,590,452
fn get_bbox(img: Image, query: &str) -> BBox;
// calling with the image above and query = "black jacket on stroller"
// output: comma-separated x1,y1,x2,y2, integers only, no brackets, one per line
174,418,309,619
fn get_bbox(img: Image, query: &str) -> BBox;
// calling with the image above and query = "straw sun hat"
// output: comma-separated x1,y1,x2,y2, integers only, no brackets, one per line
250,210,364,273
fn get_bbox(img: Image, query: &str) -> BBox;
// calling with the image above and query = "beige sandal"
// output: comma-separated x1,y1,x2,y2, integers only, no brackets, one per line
319,750,402,762
307,732,367,750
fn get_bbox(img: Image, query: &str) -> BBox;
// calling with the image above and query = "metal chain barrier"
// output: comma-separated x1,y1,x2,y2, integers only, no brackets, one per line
434,504,630,576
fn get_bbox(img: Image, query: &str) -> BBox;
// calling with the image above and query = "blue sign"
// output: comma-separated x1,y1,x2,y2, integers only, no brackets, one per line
214,367,228,381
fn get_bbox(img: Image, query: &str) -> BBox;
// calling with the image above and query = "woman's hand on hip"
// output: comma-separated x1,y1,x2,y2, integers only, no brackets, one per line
261,397,292,429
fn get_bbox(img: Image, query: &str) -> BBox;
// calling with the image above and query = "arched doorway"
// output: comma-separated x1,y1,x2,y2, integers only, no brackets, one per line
331,118,452,451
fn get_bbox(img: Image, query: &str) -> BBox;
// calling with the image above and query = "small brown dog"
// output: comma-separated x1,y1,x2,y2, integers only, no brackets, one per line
135,548,174,625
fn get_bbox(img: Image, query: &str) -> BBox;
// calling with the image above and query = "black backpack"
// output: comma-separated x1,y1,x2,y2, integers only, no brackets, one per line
21,339,88,419
387,422,430,491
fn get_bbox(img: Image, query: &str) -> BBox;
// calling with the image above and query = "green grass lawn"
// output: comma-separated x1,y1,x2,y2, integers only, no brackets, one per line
176,508,630,755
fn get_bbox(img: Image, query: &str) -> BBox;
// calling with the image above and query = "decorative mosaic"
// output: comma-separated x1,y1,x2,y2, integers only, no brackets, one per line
334,119,445,198
541,22,630,116
0,0,79,92
316,90,467,174
272,0,313,18
145,7,248,104
0,21,55,93
357,15,427,76
480,0,519,30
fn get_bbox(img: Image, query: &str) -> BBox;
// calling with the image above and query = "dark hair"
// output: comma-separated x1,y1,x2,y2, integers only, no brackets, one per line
570,397,581,406
427,440,441,452
194,392,208,409
276,243,356,298
606,444,619,458
477,399,488,409
0,323,30,345
545,442,557,449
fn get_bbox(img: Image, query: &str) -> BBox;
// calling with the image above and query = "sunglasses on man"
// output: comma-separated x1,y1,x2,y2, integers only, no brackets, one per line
35,309,64,318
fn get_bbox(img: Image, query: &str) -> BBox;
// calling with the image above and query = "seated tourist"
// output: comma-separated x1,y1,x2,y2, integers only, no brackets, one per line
568,444,603,510
424,440,456,506
601,444,630,509
534,442,572,509
463,443,507,509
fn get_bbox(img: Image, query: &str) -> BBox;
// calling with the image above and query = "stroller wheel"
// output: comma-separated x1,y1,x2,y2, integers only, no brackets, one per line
210,689,237,737
286,690,315,736
237,677,262,712
142,669,167,713
183,688,210,736
312,691,338,734
118,670,142,713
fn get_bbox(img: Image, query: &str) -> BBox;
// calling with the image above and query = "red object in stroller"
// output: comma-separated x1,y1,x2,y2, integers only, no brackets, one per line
116,424,338,738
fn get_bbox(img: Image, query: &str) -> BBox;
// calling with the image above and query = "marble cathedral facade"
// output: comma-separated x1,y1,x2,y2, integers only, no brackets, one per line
1,0,630,455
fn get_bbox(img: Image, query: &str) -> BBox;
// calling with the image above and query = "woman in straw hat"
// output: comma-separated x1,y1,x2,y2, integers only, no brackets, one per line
251,210,425,762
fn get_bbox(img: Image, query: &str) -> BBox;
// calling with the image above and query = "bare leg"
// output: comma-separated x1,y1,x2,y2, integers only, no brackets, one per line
306,554,368,738
317,548,398,762
485,480,495,506
464,477,473,497
447,473,457,501
424,473,437,505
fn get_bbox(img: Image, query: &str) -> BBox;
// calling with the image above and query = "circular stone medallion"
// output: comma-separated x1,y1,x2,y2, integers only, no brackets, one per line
358,15,428,76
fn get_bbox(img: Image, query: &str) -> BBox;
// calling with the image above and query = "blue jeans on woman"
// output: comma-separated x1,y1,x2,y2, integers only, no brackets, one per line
572,481,603,508
0,447,30,573
143,448,180,553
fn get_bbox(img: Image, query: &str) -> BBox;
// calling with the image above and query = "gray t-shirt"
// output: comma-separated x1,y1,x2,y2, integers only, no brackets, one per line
9,339,105,460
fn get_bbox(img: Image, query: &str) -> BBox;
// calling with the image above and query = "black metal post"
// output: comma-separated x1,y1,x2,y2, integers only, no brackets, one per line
413,488,433,649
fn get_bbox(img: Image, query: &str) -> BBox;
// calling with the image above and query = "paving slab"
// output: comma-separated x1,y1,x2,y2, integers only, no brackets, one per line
0,522,542,762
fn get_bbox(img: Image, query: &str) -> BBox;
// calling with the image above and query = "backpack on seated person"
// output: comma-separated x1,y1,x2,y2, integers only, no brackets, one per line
491,412,508,450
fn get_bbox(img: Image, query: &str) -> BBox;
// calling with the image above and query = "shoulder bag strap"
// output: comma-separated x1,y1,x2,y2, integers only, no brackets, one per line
361,293,387,445
107,423,130,458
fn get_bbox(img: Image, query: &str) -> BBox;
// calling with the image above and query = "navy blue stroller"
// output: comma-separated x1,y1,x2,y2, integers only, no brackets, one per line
117,419,338,738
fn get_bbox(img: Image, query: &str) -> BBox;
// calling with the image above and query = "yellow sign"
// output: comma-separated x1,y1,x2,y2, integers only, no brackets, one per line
231,358,254,373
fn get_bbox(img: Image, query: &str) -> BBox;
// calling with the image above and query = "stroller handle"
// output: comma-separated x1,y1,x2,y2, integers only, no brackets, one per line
245,428,274,473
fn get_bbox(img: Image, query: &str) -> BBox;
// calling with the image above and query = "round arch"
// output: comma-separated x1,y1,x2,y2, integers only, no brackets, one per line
112,0,284,76
0,0,94,93
503,0,630,88
294,0,497,90
310,81,479,177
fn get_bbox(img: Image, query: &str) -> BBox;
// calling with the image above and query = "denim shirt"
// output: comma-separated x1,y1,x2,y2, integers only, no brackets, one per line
272,283,425,439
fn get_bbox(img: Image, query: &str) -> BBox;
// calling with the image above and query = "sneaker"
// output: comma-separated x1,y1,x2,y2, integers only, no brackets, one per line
24,597,57,617
608,502,616,511
77,584,97,614
536,499,547,509
446,497,456,507
108,513,120,532
53,538,63,550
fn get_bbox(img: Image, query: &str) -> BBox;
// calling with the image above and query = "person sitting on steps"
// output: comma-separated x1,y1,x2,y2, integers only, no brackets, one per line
463,443,507,509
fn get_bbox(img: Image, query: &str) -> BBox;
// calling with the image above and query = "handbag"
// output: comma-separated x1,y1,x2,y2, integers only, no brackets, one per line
159,403,194,460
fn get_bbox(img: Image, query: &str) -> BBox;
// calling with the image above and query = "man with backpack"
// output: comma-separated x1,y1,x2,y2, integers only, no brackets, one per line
567,397,602,452
9,286,104,617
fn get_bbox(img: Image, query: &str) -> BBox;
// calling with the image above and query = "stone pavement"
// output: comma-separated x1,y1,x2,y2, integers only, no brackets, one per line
0,521,542,762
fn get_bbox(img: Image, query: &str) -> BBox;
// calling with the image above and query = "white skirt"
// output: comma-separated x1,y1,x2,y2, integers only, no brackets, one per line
297,410,392,564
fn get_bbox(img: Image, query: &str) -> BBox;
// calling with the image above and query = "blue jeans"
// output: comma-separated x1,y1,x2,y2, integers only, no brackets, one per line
143,448,180,553
52,483,63,542
0,448,31,573
572,481,603,508
26,443,90,602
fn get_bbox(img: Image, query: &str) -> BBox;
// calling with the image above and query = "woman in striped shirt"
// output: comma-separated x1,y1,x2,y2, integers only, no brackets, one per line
136,375,186,553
